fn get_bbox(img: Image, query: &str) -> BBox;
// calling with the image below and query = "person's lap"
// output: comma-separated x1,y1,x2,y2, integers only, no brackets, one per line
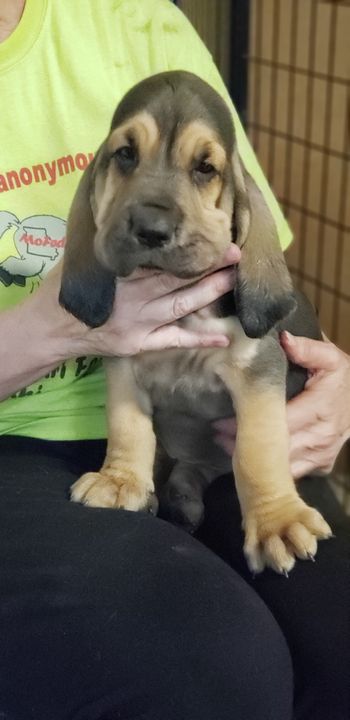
198,472,350,720
0,436,348,720
0,436,292,720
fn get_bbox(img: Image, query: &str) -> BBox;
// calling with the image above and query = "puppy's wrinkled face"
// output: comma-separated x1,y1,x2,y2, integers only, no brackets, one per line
90,72,236,278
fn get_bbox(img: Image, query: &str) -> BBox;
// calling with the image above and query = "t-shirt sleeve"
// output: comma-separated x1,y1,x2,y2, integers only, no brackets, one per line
146,0,293,251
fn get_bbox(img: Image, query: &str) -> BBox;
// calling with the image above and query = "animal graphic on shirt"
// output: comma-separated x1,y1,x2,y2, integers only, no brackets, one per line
0,211,66,287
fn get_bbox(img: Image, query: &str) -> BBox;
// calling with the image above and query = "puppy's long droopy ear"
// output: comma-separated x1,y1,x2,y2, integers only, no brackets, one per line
232,148,296,338
59,160,116,328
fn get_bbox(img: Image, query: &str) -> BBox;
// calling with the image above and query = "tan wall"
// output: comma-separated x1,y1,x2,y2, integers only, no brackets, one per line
248,0,350,353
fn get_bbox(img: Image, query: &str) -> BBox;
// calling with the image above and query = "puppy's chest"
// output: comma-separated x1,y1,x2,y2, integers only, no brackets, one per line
132,311,258,419
178,305,234,337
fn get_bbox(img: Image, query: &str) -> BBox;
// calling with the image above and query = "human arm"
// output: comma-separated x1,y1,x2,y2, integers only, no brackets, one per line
0,245,240,401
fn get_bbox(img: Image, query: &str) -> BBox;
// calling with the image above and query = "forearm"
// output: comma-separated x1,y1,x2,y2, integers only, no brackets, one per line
0,272,86,400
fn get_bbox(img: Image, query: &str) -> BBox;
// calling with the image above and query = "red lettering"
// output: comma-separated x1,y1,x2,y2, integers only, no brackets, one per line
19,168,32,186
32,164,46,183
57,155,75,176
75,153,88,171
0,174,9,193
0,151,94,191
6,170,21,190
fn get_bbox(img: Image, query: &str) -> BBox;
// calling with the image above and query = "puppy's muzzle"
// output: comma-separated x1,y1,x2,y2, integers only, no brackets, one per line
129,203,179,248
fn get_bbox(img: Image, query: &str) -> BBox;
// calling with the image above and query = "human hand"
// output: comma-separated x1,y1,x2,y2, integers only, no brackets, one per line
280,332,350,479
61,244,241,357
0,245,239,400
212,333,350,480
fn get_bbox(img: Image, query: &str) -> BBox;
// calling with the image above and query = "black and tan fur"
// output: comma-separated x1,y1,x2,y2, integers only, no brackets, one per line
60,71,331,574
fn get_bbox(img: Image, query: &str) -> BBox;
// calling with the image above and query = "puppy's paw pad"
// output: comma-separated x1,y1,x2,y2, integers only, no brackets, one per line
70,470,155,512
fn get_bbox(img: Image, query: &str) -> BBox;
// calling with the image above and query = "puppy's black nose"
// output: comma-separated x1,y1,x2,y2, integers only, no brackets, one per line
130,204,175,248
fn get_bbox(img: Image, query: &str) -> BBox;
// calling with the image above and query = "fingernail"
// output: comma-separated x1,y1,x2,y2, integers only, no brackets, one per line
224,245,240,264
214,336,230,347
280,330,294,346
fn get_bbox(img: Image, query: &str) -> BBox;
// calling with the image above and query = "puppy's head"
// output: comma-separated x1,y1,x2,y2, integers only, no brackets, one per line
60,70,295,334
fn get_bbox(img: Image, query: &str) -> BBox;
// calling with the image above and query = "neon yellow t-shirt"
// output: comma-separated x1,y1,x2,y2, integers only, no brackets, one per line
0,0,292,440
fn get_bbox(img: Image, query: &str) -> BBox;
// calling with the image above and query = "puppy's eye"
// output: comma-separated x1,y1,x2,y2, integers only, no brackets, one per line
113,145,138,172
196,161,216,175
193,160,217,181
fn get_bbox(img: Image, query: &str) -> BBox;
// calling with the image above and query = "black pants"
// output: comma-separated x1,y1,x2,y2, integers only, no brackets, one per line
0,437,348,720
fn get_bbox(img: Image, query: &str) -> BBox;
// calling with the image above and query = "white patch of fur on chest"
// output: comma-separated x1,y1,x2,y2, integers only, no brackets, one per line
180,309,260,369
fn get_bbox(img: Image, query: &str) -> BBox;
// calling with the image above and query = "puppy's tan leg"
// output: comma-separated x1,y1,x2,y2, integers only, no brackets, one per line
71,357,157,512
218,338,332,574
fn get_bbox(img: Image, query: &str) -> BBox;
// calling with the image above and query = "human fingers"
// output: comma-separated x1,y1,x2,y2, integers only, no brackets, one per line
141,325,231,351
143,267,235,326
212,417,237,433
286,392,320,435
212,417,237,456
213,431,236,456
286,370,342,435
290,458,322,481
280,332,340,372
289,432,335,479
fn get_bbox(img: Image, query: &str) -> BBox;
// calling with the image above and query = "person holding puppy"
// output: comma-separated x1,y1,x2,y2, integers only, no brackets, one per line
0,1,349,719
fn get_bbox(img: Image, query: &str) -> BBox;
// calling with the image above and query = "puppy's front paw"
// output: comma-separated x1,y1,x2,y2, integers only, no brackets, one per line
70,469,158,513
243,498,332,574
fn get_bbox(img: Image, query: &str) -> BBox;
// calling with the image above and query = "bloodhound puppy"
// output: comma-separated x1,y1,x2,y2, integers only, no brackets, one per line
60,71,331,574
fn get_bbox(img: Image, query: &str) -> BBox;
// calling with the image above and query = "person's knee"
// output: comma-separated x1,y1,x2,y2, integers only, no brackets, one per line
72,521,293,720
3,514,292,720
167,556,293,720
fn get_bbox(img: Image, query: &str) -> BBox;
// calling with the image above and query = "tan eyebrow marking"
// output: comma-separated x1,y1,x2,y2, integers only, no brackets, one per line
173,121,227,171
107,111,160,157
